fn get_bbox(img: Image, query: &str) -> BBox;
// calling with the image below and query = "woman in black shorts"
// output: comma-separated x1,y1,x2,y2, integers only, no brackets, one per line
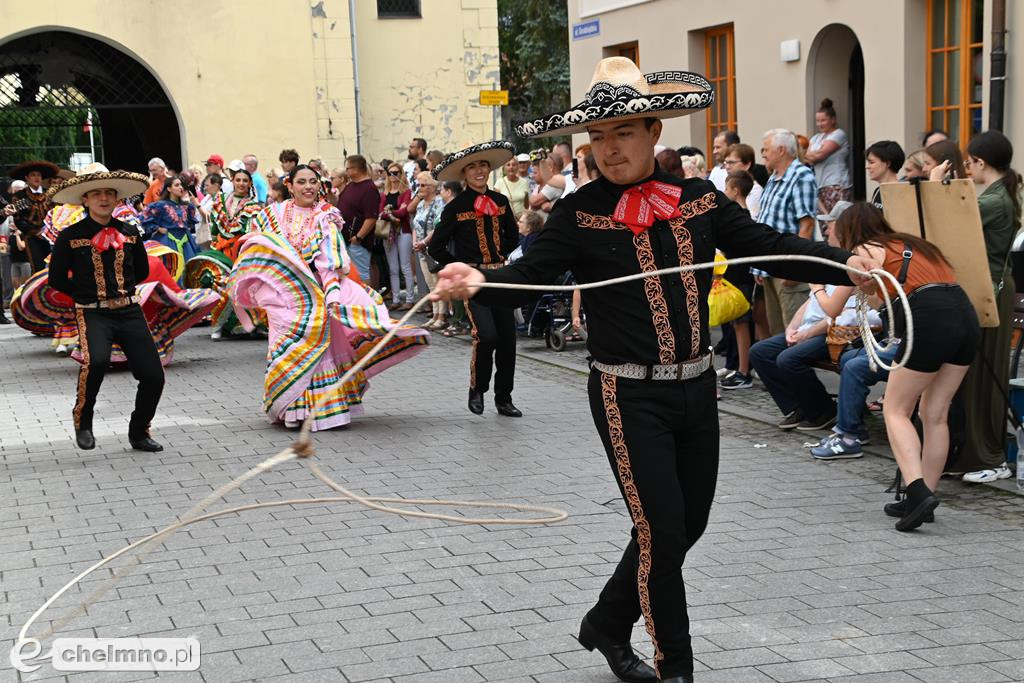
833,203,980,531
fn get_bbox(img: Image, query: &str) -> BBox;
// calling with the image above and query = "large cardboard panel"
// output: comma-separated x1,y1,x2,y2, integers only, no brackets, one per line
879,179,999,327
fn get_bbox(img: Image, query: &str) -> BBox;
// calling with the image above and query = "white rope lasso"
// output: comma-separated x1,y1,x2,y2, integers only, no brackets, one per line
17,253,912,647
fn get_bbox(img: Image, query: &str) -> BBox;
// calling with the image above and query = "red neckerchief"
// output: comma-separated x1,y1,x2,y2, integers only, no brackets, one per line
473,194,500,217
612,180,683,236
91,227,126,252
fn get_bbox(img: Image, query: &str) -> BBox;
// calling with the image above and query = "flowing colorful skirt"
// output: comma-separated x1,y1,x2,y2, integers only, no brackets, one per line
150,227,199,282
230,232,429,431
185,248,266,336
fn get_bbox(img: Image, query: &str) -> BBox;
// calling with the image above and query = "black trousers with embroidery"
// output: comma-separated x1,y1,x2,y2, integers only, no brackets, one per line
73,305,164,438
584,368,720,678
466,299,517,402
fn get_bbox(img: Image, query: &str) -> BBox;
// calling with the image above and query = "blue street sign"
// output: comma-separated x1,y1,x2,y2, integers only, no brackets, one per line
572,19,600,41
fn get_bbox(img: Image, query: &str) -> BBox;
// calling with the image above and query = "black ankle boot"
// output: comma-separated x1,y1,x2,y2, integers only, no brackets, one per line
468,389,484,415
895,478,939,531
577,615,657,682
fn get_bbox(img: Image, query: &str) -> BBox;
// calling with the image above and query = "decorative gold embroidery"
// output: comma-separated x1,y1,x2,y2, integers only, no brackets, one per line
678,191,717,220
474,216,492,263
600,373,663,675
490,215,502,259
123,236,137,244
633,231,675,364
113,248,126,296
69,239,92,248
91,247,106,301
576,211,630,230
464,300,478,390
72,309,90,429
668,218,702,358
455,210,478,222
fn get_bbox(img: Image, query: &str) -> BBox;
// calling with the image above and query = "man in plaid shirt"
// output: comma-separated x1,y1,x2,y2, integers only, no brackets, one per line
755,129,818,335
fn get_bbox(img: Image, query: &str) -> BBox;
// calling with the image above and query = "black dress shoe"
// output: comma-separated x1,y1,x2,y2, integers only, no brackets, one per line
495,400,522,418
129,436,164,452
577,615,657,682
0,314,10,325
468,389,484,415
76,429,95,450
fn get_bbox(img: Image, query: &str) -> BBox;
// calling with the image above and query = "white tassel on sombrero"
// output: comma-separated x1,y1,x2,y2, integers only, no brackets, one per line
432,140,515,182
515,57,714,139
46,163,149,205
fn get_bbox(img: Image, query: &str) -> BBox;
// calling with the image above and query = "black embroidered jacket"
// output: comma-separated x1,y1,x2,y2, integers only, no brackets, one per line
428,188,519,267
478,169,854,366
48,215,150,306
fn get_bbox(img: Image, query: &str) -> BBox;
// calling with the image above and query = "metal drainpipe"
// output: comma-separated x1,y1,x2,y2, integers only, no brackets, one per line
348,0,362,154
988,0,1007,131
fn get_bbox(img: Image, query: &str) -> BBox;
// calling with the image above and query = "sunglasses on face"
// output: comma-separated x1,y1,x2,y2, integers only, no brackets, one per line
388,170,401,176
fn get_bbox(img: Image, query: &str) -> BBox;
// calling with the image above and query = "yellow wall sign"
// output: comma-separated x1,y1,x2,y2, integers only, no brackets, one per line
479,90,509,106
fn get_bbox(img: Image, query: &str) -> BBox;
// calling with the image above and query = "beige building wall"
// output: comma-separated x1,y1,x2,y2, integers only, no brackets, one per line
568,0,1021,194
0,0,499,174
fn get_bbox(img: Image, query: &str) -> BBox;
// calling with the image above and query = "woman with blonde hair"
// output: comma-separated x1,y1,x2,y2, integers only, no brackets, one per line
407,170,447,328
379,161,415,310
680,153,707,179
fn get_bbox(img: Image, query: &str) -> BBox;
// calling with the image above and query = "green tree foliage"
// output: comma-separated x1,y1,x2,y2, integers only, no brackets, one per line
498,0,570,150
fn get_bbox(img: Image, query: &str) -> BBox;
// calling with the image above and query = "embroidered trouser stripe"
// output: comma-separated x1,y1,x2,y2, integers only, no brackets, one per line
72,309,92,430
465,299,516,400
584,368,721,679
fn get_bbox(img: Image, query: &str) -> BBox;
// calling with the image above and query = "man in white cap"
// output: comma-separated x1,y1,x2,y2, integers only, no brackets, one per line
433,57,874,682
47,168,165,453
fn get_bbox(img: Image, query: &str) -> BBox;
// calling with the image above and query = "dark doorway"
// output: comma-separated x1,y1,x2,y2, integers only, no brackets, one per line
0,31,180,178
848,43,865,201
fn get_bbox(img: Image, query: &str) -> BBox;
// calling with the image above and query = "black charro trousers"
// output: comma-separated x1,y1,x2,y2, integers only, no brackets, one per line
465,299,517,402
585,368,720,679
73,305,165,438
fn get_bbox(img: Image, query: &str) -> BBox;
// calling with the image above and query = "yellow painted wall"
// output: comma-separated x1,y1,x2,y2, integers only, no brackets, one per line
0,0,499,175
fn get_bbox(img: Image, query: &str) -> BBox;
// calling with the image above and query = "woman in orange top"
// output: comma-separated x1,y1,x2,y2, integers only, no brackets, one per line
833,203,980,531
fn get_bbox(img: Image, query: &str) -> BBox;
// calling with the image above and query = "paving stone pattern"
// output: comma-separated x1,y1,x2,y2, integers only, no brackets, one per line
2,322,1023,682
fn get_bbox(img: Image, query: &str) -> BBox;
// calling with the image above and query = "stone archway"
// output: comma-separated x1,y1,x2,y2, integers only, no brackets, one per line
0,30,182,176
806,23,865,200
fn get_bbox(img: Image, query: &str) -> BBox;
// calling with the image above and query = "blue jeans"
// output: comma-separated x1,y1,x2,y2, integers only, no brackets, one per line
836,345,899,438
347,243,372,283
749,332,832,418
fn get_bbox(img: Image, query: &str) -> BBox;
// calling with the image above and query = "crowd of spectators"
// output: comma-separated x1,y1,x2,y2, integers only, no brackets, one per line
1,111,1019,485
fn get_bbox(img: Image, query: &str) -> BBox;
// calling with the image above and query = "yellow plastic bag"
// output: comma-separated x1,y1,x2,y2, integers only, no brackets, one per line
708,277,750,327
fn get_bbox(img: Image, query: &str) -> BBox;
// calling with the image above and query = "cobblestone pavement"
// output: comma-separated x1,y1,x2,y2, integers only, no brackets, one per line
2,321,1023,683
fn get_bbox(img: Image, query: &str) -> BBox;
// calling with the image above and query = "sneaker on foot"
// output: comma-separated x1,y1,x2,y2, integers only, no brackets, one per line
720,371,753,390
884,498,934,522
716,367,734,378
796,409,838,432
811,433,864,459
778,409,804,430
962,463,1013,483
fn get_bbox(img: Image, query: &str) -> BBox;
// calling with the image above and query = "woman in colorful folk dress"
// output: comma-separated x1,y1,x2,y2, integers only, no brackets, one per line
141,176,200,281
233,165,429,431
210,169,262,261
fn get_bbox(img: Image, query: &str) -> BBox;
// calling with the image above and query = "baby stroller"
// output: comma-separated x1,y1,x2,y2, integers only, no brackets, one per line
517,271,587,352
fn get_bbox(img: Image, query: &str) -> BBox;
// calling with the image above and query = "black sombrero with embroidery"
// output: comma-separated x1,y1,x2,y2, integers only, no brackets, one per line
432,140,515,182
514,57,714,139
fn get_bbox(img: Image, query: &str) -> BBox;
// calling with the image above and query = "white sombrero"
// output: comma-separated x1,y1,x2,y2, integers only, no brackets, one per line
47,163,150,205
432,140,516,182
514,57,714,139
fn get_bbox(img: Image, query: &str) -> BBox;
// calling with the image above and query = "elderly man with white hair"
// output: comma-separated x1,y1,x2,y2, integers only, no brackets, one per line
755,128,818,336
242,154,268,203
143,156,170,205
